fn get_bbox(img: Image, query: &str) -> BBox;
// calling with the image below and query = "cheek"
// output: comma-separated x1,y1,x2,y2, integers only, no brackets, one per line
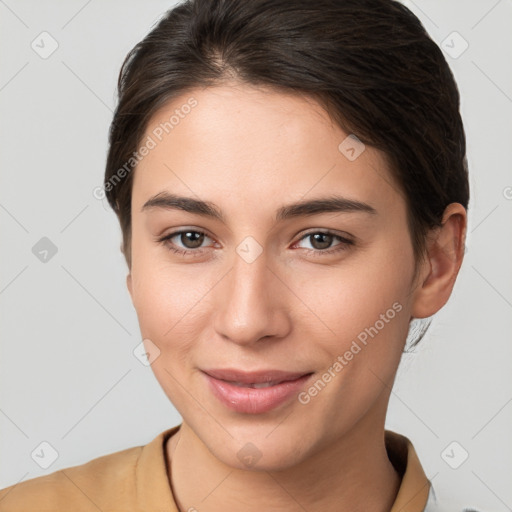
298,248,412,342
295,243,414,399
129,267,203,405
130,259,220,360
294,259,412,426
304,284,407,387
131,235,190,336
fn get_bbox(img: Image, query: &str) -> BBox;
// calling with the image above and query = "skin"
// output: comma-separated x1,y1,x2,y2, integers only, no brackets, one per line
126,81,467,512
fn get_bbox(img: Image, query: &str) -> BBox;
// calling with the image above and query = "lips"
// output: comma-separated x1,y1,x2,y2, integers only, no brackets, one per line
202,368,314,414
202,368,310,385
230,381,282,388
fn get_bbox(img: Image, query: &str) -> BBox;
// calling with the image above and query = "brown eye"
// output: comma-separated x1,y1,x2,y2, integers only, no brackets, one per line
295,231,354,256
309,232,334,250
178,231,205,249
157,229,214,257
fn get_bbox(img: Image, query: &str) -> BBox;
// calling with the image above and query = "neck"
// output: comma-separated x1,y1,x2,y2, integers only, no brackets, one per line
166,415,401,512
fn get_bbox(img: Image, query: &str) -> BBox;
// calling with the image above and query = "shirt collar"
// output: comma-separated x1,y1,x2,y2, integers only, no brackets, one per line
386,430,431,511
136,425,430,511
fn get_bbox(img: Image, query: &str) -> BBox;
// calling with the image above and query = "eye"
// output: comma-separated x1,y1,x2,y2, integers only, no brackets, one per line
157,228,354,258
294,230,354,256
157,229,214,257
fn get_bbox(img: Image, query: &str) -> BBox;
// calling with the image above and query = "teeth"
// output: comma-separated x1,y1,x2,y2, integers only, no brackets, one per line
251,382,277,388
230,381,279,388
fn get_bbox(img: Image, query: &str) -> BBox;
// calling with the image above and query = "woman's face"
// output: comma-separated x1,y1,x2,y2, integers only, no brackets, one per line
127,83,426,470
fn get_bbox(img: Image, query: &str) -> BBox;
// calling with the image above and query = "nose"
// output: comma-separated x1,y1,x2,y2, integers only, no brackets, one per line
212,247,291,347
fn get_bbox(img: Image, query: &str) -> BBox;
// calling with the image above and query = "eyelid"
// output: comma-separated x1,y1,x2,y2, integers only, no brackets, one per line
292,229,354,254
158,228,216,248
295,227,354,242
158,225,213,240
158,228,353,245
157,227,354,258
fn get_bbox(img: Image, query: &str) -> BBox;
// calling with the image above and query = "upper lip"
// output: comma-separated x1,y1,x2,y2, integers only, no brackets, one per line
202,368,312,384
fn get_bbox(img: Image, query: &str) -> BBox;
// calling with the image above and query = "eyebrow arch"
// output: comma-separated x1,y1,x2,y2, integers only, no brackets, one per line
275,196,377,221
141,191,377,222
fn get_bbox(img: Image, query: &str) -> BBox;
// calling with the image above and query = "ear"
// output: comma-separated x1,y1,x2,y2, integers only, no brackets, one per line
410,203,467,319
126,273,133,301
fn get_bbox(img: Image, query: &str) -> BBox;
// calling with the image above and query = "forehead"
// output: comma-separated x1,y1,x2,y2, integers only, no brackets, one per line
132,83,405,220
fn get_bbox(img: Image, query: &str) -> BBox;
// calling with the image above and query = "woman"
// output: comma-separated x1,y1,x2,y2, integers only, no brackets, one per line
0,0,477,510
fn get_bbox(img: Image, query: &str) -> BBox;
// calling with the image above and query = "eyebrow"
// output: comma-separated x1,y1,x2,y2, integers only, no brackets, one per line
141,191,378,222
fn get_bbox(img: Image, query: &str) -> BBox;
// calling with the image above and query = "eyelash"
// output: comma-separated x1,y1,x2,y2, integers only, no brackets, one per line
157,229,354,258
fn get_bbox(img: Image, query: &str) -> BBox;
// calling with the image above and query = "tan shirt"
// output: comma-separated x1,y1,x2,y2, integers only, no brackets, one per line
0,425,431,511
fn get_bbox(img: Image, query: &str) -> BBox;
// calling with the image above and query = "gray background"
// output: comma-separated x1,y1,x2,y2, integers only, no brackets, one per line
1,0,511,509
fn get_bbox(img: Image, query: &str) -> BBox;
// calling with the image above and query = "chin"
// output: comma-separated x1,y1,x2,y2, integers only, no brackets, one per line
205,426,312,472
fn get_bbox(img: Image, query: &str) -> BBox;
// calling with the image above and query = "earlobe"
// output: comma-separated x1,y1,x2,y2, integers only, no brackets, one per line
410,203,467,319
126,273,133,299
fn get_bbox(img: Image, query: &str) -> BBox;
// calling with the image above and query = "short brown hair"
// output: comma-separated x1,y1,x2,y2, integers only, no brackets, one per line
104,0,470,346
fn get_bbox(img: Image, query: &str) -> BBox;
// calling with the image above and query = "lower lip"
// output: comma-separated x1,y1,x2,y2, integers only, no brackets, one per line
203,372,313,414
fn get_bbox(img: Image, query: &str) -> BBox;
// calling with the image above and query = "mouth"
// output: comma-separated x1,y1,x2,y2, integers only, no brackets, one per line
228,381,289,388
201,368,314,414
